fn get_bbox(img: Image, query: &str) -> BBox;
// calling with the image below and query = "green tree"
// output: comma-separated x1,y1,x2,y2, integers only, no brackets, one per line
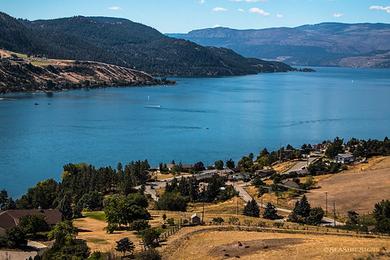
19,215,49,237
141,228,161,248
6,227,27,248
307,207,325,225
115,238,135,257
325,137,344,158
226,159,235,169
130,220,150,232
58,193,73,220
263,202,279,220
77,191,103,211
156,192,188,211
16,179,59,209
214,160,224,170
48,221,78,248
373,200,390,234
243,200,260,217
289,195,311,223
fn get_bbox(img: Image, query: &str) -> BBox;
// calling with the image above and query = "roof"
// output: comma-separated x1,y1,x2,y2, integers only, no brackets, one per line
191,213,200,219
336,153,354,158
0,209,62,230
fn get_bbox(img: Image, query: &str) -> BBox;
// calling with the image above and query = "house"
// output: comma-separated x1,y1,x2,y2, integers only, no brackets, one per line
191,213,201,225
255,169,275,178
335,153,355,164
0,209,62,235
228,172,251,182
281,179,300,190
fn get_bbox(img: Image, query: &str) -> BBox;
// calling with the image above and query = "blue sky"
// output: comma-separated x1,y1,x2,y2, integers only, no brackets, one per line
1,0,390,33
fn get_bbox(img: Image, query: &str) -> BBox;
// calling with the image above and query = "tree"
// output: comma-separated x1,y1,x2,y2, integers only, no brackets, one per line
16,179,59,209
193,162,205,173
263,202,279,220
6,227,27,248
130,220,150,232
77,191,103,211
104,194,150,228
373,200,390,233
289,195,311,223
48,221,77,248
307,207,325,225
325,137,344,158
19,215,49,237
226,159,235,169
214,160,224,170
156,192,187,211
115,238,135,257
243,200,260,217
141,228,161,248
346,211,359,226
0,189,15,210
58,193,73,220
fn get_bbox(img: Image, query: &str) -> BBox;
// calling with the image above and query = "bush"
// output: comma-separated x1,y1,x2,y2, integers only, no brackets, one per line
105,223,118,234
212,217,224,225
6,227,27,248
140,228,161,248
135,249,161,260
130,220,150,232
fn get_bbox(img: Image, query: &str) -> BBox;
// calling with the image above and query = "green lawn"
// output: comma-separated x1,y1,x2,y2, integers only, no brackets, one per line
83,211,106,221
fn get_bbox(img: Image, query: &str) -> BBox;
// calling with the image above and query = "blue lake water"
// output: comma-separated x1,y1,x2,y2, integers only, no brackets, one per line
1,67,390,196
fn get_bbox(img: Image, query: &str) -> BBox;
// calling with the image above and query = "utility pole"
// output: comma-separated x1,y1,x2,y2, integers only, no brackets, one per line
202,201,205,223
333,201,336,227
325,192,328,215
236,196,239,216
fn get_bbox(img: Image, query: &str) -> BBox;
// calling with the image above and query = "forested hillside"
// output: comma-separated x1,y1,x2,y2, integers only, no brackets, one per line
0,12,294,77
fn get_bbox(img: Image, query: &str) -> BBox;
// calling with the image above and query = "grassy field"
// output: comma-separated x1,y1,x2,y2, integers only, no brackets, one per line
307,156,390,216
162,228,390,260
83,211,106,221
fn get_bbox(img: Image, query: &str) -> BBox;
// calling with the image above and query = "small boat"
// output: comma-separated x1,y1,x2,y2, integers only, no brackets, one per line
145,105,161,109
34,102,39,106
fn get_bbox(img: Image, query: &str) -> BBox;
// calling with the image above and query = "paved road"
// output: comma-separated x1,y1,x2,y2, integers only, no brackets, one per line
284,157,318,174
230,182,344,226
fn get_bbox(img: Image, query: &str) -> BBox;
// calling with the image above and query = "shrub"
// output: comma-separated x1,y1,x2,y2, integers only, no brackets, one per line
130,220,150,232
135,249,161,260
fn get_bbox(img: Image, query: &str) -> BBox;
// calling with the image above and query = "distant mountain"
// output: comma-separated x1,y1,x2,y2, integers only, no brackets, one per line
169,23,390,68
0,12,294,77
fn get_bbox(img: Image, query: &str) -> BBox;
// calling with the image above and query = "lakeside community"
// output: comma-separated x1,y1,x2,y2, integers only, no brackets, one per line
1,137,390,259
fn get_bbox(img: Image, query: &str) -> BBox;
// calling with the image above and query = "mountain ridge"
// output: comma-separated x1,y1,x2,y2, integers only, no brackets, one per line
0,12,295,77
169,22,390,68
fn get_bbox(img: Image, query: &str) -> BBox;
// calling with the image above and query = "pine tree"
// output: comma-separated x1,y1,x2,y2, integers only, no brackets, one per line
263,202,279,220
243,200,260,217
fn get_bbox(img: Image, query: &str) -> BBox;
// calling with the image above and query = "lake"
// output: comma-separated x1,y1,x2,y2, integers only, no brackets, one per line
1,67,390,196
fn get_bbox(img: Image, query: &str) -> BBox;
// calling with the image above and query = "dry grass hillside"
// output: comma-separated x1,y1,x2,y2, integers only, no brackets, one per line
162,228,390,260
307,157,390,216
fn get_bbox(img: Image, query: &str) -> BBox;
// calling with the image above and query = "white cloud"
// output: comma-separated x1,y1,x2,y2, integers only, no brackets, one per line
248,7,270,16
369,5,390,14
238,8,245,12
108,6,121,11
276,13,283,18
198,0,205,4
333,13,344,18
213,7,228,12
213,24,222,28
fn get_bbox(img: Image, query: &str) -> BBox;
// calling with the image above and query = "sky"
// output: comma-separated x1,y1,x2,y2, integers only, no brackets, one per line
1,0,390,33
